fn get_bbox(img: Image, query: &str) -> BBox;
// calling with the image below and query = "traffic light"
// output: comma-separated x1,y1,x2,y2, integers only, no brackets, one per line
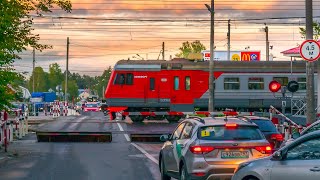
269,80,281,93
287,81,299,93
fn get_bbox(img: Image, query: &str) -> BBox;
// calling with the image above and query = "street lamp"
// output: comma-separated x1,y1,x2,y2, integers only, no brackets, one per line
205,1,215,112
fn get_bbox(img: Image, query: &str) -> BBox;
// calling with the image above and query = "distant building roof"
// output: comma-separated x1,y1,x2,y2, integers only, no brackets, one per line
281,40,320,57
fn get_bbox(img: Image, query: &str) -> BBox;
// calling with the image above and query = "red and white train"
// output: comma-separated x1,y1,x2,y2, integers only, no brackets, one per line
105,58,315,121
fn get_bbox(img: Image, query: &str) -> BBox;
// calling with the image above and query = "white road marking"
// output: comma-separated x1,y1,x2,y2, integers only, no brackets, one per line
131,143,159,165
116,122,130,142
68,116,87,129
116,122,159,165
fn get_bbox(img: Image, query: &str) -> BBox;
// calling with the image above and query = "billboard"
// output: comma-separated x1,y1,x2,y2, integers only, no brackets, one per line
202,50,261,61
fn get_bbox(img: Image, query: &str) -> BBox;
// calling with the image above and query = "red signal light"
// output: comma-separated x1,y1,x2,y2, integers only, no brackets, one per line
269,80,281,93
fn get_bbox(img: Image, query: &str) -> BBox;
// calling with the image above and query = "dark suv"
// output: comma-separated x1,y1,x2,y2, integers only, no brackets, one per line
238,116,283,148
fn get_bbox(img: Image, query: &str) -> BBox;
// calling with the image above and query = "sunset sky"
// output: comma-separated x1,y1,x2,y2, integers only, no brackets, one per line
14,0,320,76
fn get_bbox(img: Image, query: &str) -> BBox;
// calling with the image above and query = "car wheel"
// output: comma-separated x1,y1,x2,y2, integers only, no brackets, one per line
180,164,190,180
160,159,171,180
244,177,259,180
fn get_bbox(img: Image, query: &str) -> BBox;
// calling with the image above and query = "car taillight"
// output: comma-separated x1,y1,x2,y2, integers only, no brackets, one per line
189,146,214,154
225,123,238,128
255,145,272,154
271,134,284,141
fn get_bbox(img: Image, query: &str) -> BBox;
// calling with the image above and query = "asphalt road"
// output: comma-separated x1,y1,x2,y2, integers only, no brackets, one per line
0,112,164,180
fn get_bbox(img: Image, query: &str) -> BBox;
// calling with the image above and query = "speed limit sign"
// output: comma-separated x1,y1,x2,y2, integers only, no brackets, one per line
300,40,320,62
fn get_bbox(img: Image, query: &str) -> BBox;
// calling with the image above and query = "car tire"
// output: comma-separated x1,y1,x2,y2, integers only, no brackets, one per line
160,158,171,180
180,164,190,180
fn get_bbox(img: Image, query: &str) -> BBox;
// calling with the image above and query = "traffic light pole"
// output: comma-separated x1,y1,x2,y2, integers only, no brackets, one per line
305,0,316,125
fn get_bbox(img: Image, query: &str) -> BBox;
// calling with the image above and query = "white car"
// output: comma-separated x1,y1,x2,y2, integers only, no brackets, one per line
232,130,320,180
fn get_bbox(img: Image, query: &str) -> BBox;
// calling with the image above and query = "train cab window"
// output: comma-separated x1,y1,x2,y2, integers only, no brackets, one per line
174,76,179,90
224,77,240,90
114,73,125,85
150,78,155,90
297,77,306,90
248,77,264,90
126,73,134,85
273,77,288,86
185,76,190,90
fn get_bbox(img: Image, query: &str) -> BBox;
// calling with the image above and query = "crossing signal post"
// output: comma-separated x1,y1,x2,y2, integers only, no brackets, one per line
269,81,281,93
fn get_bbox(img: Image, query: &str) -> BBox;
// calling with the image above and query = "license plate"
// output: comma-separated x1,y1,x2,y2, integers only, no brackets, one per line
221,151,249,159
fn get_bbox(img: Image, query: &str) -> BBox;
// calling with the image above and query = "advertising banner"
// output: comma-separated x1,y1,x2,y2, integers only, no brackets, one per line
202,50,260,61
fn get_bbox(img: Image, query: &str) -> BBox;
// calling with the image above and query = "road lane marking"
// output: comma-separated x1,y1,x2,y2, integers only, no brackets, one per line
117,122,159,165
68,116,87,129
131,143,159,165
116,122,130,142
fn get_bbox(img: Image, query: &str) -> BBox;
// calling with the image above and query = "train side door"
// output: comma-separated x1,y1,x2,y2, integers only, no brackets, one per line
146,76,158,104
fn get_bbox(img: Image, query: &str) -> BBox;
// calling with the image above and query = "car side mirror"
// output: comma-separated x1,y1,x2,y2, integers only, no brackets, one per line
160,135,169,142
272,151,283,161
292,132,300,139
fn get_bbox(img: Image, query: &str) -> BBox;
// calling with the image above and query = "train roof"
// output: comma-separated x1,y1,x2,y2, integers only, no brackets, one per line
115,58,318,73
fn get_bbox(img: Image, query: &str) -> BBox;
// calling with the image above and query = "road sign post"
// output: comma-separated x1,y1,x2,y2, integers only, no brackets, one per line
300,40,320,62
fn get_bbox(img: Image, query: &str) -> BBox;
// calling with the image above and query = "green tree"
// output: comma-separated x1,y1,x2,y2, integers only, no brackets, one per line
48,63,63,89
28,67,48,92
93,66,112,98
0,0,71,110
299,21,320,40
175,40,206,58
62,80,78,101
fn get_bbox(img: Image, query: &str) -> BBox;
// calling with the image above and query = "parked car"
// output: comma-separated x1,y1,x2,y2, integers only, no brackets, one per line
159,116,272,180
281,120,320,147
238,116,283,149
232,130,320,180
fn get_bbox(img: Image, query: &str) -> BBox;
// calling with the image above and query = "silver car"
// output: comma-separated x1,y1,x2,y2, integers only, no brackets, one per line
159,117,272,180
232,130,320,180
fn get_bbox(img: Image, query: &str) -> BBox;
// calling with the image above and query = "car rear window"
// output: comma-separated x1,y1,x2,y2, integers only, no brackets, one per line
86,104,98,107
251,120,277,132
198,125,264,140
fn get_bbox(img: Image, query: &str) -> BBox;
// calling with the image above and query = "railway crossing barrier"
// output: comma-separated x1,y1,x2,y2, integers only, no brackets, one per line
0,111,8,152
269,105,305,140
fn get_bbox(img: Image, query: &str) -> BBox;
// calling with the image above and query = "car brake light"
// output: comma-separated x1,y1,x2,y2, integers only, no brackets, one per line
255,145,272,154
271,134,284,141
225,123,238,128
189,146,214,154
192,172,206,177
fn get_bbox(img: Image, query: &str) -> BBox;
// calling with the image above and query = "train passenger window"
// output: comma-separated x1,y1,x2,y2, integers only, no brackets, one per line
114,73,125,85
248,77,264,90
224,78,240,90
273,77,288,86
297,77,306,90
126,73,134,85
174,76,179,90
150,78,155,90
185,76,190,90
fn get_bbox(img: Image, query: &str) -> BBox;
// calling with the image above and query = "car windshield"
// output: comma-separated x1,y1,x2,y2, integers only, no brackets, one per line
251,119,277,132
86,104,98,107
198,125,264,140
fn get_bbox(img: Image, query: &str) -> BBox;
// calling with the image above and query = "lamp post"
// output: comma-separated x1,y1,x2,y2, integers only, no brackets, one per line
205,1,215,112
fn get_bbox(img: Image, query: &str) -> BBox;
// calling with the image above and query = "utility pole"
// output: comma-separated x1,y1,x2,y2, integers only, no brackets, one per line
306,0,316,124
227,19,231,60
162,42,165,60
205,0,215,112
265,24,270,61
32,47,35,92
65,37,70,102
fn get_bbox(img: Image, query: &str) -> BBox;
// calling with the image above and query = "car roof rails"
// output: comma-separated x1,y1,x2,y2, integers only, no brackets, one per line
236,115,254,124
188,116,205,124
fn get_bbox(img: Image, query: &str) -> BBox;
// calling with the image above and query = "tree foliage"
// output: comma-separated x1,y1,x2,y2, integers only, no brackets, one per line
28,67,48,92
48,63,64,89
62,80,78,101
0,0,72,110
175,40,206,58
299,22,320,40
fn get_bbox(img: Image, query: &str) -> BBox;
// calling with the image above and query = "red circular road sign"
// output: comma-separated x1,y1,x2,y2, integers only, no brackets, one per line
299,40,320,62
